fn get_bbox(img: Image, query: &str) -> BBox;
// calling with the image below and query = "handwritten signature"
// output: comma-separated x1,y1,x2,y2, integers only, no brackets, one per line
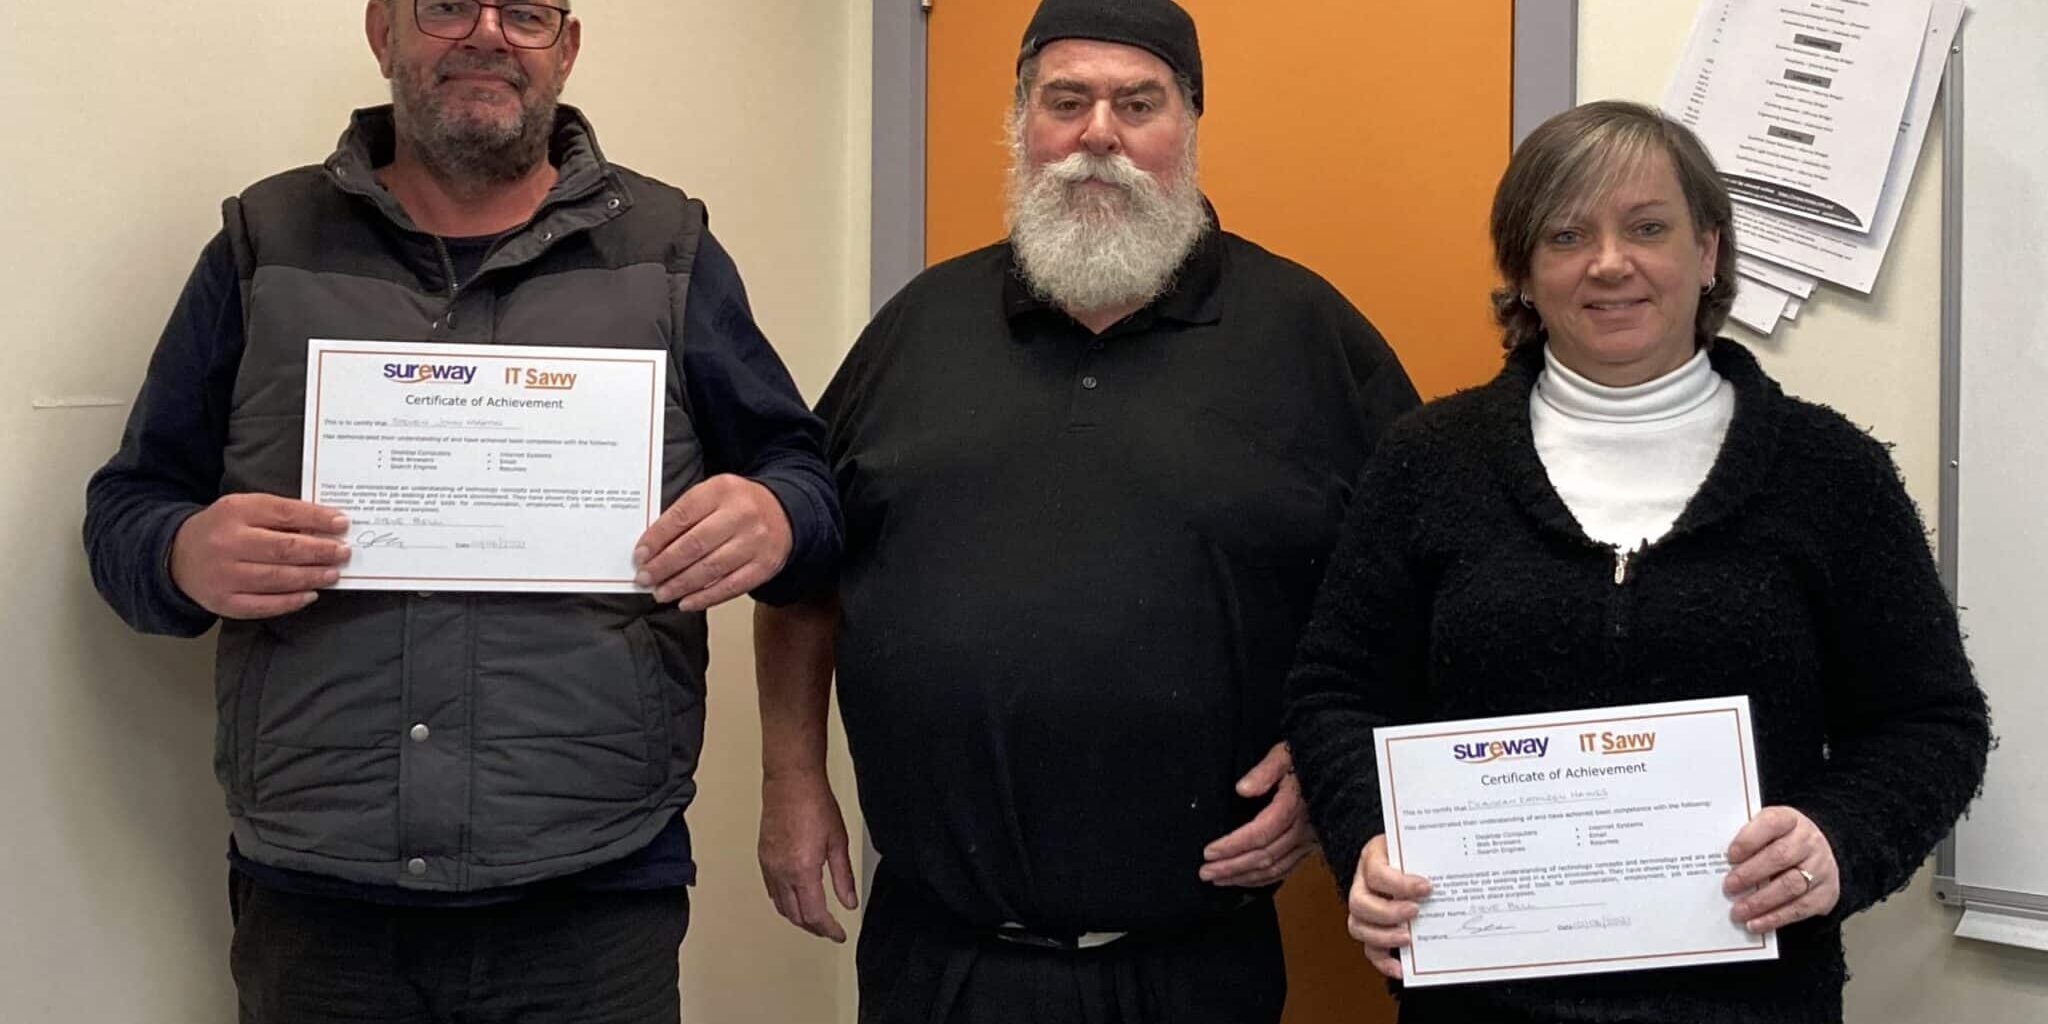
1458,915,1520,936
357,530,407,549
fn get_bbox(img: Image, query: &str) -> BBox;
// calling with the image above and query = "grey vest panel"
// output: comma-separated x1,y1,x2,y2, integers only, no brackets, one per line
212,160,711,891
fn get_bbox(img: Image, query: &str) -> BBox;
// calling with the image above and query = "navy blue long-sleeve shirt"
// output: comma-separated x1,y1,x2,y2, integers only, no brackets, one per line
84,226,840,903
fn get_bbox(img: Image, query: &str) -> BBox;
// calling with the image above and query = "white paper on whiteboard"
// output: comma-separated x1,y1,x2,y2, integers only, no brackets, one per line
1735,255,1817,300
1730,282,1792,335
1727,1,1964,293
1664,0,1935,232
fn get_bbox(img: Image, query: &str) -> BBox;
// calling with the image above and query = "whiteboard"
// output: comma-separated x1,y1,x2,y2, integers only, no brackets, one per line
1939,0,2048,918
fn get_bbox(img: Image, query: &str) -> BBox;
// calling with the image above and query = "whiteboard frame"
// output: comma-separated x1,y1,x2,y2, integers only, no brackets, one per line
1931,26,2048,919
1932,21,1964,911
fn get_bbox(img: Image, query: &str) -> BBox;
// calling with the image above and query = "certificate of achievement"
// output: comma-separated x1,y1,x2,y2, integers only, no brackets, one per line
301,339,666,593
1374,697,1774,987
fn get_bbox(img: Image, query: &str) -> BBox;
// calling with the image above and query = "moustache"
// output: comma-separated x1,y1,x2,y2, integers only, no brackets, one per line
1036,152,1154,192
433,53,529,89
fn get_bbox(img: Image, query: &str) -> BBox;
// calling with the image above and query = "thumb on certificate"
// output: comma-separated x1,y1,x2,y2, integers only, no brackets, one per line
1361,834,1432,899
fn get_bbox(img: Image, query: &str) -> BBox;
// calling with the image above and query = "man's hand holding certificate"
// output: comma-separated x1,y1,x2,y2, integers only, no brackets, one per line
1367,697,1793,986
631,472,793,612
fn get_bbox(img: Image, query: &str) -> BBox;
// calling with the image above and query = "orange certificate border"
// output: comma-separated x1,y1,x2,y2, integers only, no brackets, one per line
308,346,664,587
1382,705,1763,980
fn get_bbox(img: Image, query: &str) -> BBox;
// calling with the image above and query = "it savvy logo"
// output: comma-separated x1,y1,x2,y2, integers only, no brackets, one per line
1452,735,1550,764
383,362,478,385
502,366,579,390
1578,730,1657,754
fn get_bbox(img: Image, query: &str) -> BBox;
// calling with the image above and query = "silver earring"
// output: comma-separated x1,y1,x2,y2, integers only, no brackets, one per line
1703,276,1717,293
1519,293,1534,308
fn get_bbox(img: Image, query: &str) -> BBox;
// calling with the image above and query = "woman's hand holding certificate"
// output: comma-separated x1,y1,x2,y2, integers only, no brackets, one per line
1347,833,1432,980
1722,806,1841,933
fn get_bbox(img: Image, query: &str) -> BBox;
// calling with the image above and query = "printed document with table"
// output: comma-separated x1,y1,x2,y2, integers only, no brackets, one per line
1666,0,1934,232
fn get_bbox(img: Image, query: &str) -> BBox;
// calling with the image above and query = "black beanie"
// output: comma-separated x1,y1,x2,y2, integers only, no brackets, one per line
1017,0,1204,114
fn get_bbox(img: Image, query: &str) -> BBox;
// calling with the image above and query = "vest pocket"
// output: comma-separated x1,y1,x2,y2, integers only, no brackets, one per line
623,615,673,791
466,605,678,867
213,625,276,810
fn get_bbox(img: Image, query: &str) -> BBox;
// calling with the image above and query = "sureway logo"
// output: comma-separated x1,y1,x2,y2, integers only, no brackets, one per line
383,362,478,385
1452,735,1550,764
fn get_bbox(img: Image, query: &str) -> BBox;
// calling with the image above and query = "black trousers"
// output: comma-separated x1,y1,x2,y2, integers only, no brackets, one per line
228,871,689,1024
856,865,1286,1024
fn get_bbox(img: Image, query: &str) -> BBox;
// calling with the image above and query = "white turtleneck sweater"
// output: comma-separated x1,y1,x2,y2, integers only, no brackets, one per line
1529,345,1735,554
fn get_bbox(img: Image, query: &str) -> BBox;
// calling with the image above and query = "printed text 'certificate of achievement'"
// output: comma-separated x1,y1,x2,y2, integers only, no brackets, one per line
301,340,665,593
1375,697,1774,987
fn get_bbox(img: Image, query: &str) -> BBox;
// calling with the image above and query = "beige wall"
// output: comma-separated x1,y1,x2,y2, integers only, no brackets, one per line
1580,3,2048,1022
0,2,867,1022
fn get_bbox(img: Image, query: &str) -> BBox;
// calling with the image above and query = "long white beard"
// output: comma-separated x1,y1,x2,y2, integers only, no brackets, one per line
1004,137,1209,314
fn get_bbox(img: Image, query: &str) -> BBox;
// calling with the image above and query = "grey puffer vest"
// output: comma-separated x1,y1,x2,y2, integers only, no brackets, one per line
212,106,710,892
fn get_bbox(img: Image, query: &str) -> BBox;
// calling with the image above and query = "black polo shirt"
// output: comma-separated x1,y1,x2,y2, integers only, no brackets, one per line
818,218,1419,933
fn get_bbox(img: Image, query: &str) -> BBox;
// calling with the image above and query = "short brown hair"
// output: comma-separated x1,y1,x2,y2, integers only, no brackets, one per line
1488,100,1737,351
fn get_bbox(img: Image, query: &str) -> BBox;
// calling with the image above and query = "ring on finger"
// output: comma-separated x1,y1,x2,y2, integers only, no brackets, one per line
1794,867,1815,892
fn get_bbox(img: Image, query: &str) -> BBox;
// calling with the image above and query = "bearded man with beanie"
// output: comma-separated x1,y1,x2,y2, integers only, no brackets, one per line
753,1,1419,1019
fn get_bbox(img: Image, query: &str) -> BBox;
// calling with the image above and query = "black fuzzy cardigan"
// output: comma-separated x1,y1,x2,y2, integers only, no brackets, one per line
1284,339,1990,1024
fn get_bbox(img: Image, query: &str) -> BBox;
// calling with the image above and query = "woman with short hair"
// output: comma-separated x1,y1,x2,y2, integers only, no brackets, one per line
1283,100,1990,1024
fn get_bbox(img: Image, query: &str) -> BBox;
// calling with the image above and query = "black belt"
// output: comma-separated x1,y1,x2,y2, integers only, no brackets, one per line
986,893,1260,953
992,923,1130,950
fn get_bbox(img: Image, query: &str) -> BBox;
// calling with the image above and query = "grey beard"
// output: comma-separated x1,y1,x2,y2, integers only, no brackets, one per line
391,64,559,187
1004,135,1208,315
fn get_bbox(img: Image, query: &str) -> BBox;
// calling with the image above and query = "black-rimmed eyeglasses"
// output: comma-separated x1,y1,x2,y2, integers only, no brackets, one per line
415,0,569,50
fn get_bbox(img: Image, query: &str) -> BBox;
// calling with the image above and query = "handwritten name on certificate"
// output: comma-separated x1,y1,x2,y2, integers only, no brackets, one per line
300,340,666,593
1374,697,1775,987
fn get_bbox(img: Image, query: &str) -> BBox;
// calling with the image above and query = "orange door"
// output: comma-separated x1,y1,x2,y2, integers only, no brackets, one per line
925,2,1515,1019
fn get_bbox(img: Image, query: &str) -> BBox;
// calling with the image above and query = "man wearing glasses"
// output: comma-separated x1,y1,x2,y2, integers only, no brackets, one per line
81,3,839,1021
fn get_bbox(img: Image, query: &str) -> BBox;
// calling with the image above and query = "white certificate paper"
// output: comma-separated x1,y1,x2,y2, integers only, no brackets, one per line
301,339,666,593
1665,0,1934,232
1374,697,1774,987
